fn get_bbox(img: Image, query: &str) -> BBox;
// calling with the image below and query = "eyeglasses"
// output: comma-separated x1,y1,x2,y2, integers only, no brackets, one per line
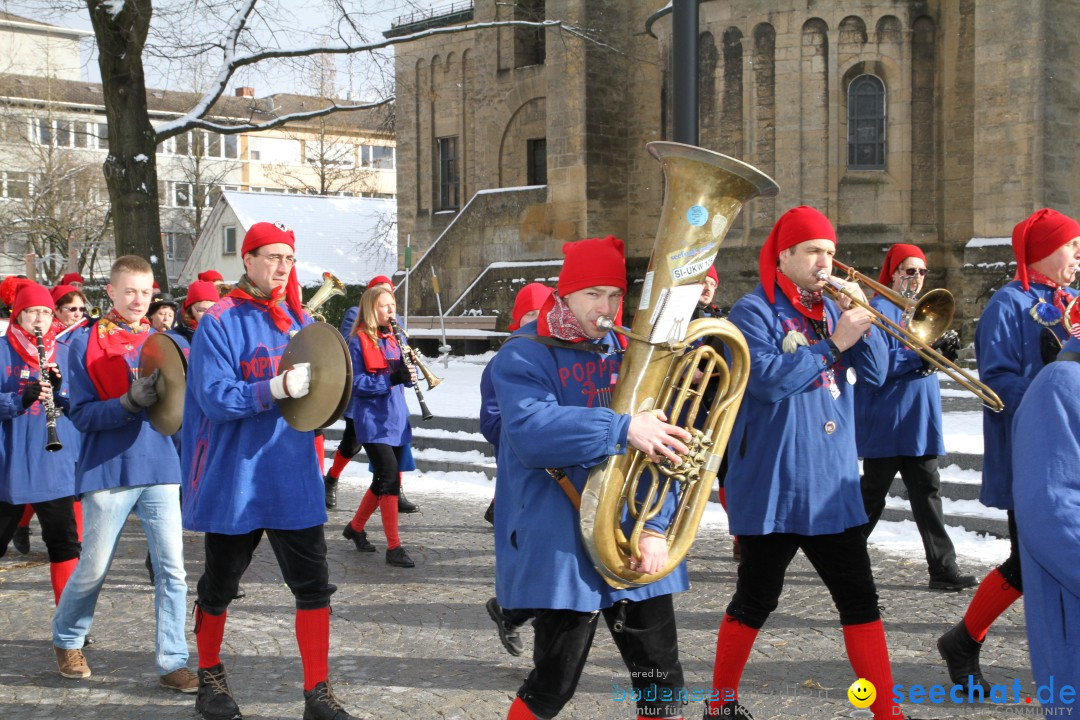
60,305,86,313
901,268,928,277
22,308,54,317
259,253,296,267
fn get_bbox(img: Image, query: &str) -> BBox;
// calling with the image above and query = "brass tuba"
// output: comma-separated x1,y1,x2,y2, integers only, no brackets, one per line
580,141,779,589
304,272,346,322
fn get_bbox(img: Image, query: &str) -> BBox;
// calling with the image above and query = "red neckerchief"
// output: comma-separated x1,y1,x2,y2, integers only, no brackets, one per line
1020,268,1071,317
227,277,295,332
85,309,150,400
356,325,396,372
536,293,592,343
776,273,825,321
6,323,55,367
57,316,88,341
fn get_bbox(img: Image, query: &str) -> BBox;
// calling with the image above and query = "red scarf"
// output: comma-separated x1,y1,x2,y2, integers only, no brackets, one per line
536,293,592,343
1019,268,1072,317
227,284,295,333
777,273,825,321
85,309,151,400
6,323,55,368
356,325,396,372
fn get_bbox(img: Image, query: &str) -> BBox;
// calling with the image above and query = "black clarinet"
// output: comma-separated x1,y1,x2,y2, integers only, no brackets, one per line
389,319,433,421
33,328,63,452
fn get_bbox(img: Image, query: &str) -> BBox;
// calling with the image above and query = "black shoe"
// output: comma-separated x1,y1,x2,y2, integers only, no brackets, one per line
386,546,415,568
929,572,978,591
196,663,242,720
324,474,338,510
233,584,245,600
303,679,358,720
485,597,524,656
145,551,155,584
483,500,495,525
12,526,30,555
937,620,992,693
342,525,376,552
82,633,95,647
704,701,754,718
397,492,419,514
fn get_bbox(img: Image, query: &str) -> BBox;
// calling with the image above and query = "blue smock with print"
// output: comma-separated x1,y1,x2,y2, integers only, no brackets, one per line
854,295,945,458
725,285,888,536
490,321,689,612
181,297,325,534
0,340,78,504
976,281,1077,509
344,329,412,446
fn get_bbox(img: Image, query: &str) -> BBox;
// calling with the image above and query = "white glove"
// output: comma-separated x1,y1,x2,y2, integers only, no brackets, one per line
270,362,311,400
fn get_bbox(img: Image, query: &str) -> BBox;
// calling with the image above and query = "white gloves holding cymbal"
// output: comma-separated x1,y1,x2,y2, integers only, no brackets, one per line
270,362,311,400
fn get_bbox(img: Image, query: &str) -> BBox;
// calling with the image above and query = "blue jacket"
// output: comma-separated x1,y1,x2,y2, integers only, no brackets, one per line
479,361,500,450
725,286,888,536
854,296,945,458
67,327,181,494
344,330,412,446
976,281,1076,509
0,340,78,504
339,306,358,338
181,297,325,534
490,322,689,611
1012,345,1080,711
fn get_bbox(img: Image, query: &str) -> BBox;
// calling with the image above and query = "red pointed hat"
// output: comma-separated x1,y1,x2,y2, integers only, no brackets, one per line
508,283,554,330
60,272,84,286
198,269,224,283
558,235,627,296
1012,208,1080,290
10,282,55,319
877,244,927,285
706,265,718,284
241,221,303,319
759,206,836,302
183,281,221,311
50,284,80,305
369,275,394,291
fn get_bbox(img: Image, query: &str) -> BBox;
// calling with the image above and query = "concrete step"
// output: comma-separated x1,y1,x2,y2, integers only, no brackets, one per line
879,506,1008,539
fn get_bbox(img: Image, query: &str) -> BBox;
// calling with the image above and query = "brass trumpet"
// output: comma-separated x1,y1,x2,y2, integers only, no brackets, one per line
304,272,346,323
817,263,1004,412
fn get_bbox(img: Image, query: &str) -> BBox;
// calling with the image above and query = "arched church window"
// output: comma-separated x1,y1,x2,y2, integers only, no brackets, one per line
848,74,886,169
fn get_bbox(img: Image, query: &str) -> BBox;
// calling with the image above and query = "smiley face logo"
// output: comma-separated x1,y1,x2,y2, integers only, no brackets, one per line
848,678,876,708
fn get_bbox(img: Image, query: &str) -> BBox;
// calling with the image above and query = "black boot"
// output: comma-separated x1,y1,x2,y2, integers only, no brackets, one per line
937,620,992,693
342,524,375,552
195,663,242,720
483,499,495,525
386,546,415,568
397,492,418,514
303,679,358,720
323,473,338,510
12,526,30,555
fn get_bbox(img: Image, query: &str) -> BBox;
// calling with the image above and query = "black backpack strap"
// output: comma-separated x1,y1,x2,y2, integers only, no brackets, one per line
1057,351,1080,364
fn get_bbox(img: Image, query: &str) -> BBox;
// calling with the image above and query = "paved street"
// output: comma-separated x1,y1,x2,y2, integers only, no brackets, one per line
0,474,1034,720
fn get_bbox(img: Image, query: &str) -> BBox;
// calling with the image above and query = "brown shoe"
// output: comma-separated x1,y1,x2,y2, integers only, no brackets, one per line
54,645,91,678
160,666,199,693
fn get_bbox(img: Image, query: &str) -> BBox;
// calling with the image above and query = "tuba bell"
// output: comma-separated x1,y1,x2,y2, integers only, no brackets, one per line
579,141,779,589
304,272,346,322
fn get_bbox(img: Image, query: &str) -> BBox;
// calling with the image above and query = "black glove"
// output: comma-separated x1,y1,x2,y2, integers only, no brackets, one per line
1040,327,1062,365
120,368,160,413
389,363,412,386
931,330,961,362
47,365,62,392
21,381,42,409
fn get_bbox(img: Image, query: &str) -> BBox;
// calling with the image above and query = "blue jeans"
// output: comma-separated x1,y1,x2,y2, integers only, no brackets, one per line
52,484,189,675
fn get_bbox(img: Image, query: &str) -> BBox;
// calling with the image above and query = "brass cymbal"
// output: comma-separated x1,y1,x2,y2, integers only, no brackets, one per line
278,322,352,432
139,332,187,436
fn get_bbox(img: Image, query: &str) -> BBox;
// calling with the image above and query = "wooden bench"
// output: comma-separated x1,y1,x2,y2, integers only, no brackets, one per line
400,316,503,354
402,315,499,333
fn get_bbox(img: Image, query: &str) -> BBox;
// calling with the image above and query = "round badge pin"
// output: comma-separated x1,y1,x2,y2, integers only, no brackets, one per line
824,420,837,435
846,367,857,385
686,205,709,227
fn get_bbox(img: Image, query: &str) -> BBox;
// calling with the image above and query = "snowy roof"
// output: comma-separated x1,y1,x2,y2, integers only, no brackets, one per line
181,191,397,286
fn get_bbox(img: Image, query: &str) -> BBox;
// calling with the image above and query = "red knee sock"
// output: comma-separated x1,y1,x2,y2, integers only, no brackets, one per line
18,504,35,527
49,558,78,605
379,495,401,549
195,606,227,669
73,500,83,542
843,620,903,720
328,451,351,480
350,490,379,532
314,435,325,474
295,607,330,691
707,614,759,711
718,487,726,511
963,568,1022,642
507,697,536,719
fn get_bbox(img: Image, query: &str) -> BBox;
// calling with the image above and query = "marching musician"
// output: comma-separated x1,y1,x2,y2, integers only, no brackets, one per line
704,207,906,720
0,282,81,610
855,244,976,592
171,280,220,348
490,235,693,720
52,255,195,691
937,208,1080,692
181,222,359,720
147,292,178,333
59,272,84,290
340,285,417,568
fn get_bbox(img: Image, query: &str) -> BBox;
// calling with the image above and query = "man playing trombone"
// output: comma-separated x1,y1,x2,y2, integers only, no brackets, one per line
855,243,976,592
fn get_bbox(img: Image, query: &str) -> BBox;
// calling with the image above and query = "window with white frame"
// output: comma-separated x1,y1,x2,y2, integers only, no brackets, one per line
248,136,301,164
1,171,30,199
359,144,395,169
172,182,194,208
222,226,237,255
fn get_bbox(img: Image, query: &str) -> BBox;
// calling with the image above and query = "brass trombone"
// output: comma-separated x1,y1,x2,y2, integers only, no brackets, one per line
818,261,1004,413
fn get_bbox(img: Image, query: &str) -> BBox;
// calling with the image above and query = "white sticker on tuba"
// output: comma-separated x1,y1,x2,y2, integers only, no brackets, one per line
639,271,655,311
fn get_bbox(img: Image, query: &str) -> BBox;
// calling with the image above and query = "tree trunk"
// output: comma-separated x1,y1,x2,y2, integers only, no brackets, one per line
87,0,169,291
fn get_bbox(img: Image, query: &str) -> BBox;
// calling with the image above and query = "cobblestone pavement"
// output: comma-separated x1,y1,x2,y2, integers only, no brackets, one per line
0,476,1035,720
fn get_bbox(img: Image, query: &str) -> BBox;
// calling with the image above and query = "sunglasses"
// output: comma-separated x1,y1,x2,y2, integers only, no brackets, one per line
900,268,928,277
61,306,87,312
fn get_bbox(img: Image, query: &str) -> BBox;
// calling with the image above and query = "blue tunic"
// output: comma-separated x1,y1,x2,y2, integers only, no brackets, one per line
479,361,500,450
1012,346,1080,711
975,281,1077,509
344,331,412,446
0,340,78,504
67,328,181,494
181,297,325,534
490,323,689,612
854,296,945,458
725,286,888,536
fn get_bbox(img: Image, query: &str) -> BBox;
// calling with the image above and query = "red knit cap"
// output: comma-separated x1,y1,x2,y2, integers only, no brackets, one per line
241,221,303,320
11,282,55,320
508,283,554,330
759,206,837,302
877,244,927,285
1,276,31,308
706,265,718,284
198,269,224,283
1012,208,1080,290
60,272,84,286
183,281,220,311
558,235,627,296
50,285,80,305
369,275,394,291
